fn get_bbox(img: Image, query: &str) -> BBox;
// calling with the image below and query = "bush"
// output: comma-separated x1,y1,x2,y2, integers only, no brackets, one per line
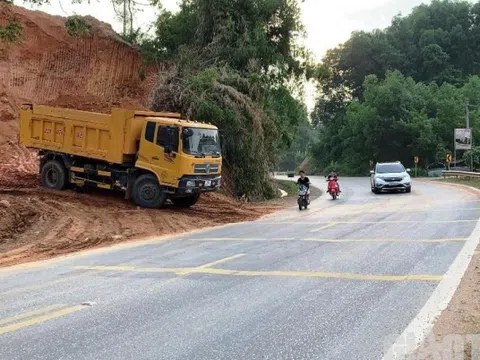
65,16,91,38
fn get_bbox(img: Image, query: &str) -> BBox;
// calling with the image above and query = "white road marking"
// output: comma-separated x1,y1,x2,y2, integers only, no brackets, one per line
382,183,480,359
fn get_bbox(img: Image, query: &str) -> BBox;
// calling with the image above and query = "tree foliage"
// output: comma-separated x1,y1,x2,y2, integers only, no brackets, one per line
65,16,91,37
145,0,312,199
321,0,480,99
312,0,480,175
312,71,480,175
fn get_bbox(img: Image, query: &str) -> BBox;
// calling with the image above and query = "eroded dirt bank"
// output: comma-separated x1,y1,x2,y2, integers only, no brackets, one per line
0,4,285,268
0,186,281,268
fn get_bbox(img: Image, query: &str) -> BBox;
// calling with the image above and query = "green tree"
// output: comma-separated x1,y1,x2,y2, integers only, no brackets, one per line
145,0,312,199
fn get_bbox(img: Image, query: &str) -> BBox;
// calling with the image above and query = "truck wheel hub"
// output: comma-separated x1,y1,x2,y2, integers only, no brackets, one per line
141,184,157,200
46,168,58,184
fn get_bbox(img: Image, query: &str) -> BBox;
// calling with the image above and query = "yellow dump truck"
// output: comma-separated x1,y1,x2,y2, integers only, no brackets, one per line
19,104,222,208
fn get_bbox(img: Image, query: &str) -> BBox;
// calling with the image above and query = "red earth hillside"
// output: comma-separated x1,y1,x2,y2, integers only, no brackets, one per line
0,4,284,267
0,3,158,187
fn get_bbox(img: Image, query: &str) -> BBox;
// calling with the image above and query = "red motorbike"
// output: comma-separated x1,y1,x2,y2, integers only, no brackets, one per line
327,177,340,200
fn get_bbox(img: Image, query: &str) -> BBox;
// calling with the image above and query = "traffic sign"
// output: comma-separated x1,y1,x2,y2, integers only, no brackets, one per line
446,154,452,163
414,156,419,164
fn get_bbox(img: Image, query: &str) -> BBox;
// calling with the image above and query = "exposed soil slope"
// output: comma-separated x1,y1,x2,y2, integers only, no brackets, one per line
0,4,283,267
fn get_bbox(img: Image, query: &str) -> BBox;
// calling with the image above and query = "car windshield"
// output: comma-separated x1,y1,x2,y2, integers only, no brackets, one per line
377,164,405,174
182,128,220,156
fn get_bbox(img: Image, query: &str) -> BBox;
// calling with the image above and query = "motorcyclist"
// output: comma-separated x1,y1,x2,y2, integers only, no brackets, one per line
297,170,311,203
327,170,341,193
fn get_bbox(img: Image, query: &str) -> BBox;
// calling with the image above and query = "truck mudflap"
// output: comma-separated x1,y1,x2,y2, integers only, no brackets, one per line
177,175,221,195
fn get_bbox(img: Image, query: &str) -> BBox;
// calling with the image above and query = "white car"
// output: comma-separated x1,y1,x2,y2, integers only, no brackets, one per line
370,162,412,194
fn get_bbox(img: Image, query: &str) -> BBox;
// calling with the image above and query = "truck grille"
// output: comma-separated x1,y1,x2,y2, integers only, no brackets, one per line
194,164,220,174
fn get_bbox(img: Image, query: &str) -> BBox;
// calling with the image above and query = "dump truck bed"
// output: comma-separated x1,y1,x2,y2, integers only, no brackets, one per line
19,105,181,164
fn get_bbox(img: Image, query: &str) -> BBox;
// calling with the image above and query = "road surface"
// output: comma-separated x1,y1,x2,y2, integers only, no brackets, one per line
1,177,479,360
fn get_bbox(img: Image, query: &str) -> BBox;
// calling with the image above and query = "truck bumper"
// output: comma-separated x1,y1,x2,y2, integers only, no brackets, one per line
177,175,222,195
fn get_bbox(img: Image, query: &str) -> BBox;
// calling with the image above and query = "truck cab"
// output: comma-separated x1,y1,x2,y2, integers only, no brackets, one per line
136,117,222,198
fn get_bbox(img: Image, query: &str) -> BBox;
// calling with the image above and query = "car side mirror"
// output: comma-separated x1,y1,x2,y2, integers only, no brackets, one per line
370,170,374,175
406,168,411,173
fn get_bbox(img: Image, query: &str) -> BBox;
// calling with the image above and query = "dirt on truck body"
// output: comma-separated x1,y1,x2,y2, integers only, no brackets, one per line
0,4,282,268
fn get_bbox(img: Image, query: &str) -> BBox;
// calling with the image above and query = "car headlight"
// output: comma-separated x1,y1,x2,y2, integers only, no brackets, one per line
186,180,196,187
375,177,385,184
401,176,410,183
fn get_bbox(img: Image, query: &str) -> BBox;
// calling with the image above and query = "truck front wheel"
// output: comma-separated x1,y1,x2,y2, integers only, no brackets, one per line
40,160,67,190
132,174,166,208
172,194,200,208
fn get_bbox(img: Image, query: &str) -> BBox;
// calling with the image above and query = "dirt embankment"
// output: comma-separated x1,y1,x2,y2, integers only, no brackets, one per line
0,4,283,267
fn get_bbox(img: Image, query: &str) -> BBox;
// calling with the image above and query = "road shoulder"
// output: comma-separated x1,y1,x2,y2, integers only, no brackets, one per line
406,180,480,359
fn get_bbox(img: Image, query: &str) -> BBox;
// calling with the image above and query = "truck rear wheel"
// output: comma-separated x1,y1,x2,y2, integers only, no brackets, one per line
132,174,166,208
172,194,200,208
40,160,67,190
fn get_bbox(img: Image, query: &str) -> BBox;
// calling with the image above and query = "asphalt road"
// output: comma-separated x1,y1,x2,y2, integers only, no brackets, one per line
1,177,479,360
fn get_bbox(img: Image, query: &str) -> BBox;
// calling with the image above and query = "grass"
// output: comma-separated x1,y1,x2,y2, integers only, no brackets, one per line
276,179,299,196
439,177,480,189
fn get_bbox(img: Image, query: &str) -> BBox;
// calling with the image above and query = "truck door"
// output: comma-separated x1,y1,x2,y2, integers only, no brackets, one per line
138,121,179,187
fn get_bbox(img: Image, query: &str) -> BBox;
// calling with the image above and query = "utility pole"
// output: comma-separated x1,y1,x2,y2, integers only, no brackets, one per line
466,102,475,171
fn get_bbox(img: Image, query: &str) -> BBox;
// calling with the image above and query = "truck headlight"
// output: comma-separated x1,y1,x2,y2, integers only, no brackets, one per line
186,180,196,187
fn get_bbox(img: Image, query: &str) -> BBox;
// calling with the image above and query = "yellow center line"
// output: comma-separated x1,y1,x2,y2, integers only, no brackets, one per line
76,265,443,282
75,254,247,277
0,304,65,326
0,305,88,335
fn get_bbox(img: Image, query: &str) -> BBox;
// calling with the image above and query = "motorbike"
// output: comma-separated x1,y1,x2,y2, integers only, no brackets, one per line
327,177,340,200
297,184,309,210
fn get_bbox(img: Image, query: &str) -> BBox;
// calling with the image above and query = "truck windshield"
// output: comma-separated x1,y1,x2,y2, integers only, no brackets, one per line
182,128,220,156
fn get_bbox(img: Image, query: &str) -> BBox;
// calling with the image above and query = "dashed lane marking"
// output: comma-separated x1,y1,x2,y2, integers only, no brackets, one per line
310,222,337,232
176,253,246,276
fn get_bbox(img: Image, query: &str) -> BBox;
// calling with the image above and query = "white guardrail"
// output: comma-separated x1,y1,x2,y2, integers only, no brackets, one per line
442,170,480,177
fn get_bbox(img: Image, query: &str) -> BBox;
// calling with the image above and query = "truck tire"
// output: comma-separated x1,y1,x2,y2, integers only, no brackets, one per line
40,160,67,190
132,174,166,208
172,194,200,208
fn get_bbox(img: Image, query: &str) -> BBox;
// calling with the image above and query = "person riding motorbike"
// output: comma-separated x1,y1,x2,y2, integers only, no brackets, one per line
326,170,341,193
297,170,311,203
